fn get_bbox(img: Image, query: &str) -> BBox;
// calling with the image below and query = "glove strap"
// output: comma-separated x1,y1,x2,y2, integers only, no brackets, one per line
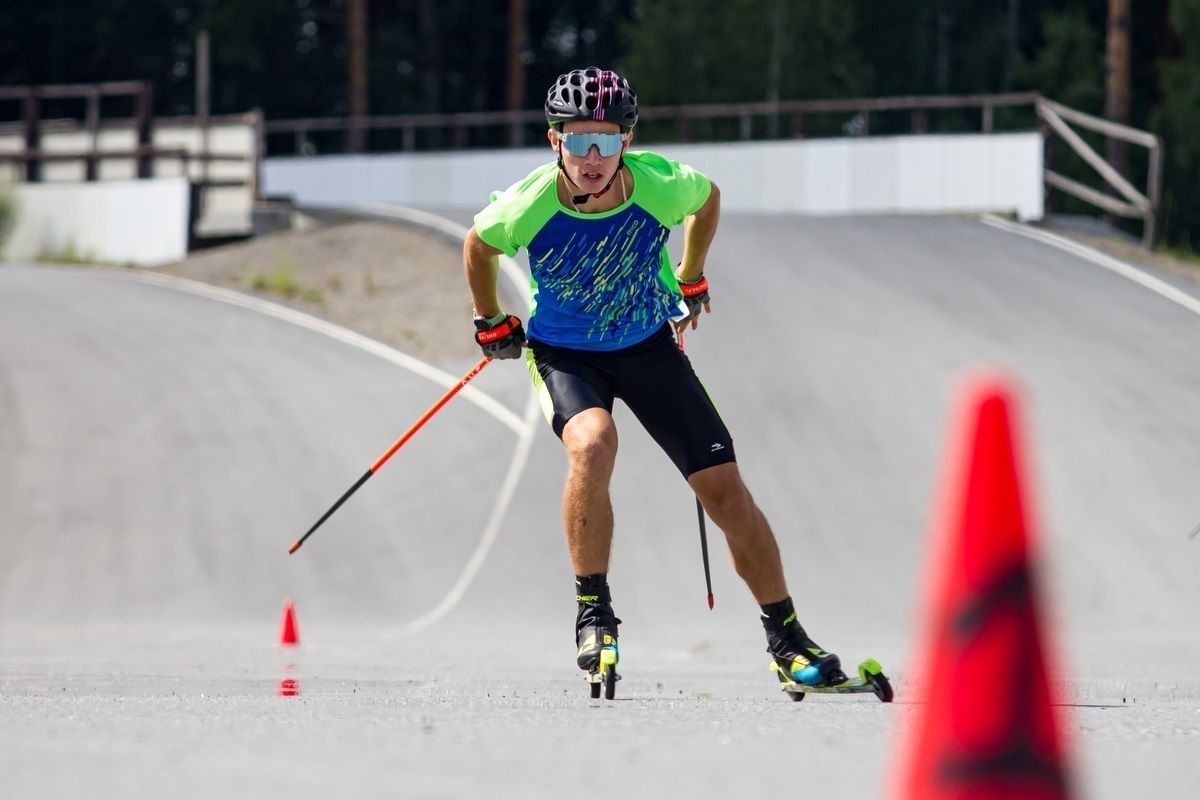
474,314,522,344
678,274,708,297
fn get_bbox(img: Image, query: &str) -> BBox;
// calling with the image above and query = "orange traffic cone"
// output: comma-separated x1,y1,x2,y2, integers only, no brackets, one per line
279,598,300,647
892,376,1071,799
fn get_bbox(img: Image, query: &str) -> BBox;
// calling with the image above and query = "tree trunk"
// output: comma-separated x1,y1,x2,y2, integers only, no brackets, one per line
418,0,441,148
506,0,528,147
1105,0,1131,179
347,0,368,153
766,0,785,138
1003,0,1019,92
1105,0,1131,228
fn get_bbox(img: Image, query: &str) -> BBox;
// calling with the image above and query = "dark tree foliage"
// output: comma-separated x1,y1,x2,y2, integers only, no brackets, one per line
620,0,869,104
0,1,632,119
0,0,1197,248
1153,0,1200,250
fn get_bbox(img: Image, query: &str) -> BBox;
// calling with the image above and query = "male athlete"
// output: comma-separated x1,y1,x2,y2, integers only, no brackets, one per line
463,67,847,688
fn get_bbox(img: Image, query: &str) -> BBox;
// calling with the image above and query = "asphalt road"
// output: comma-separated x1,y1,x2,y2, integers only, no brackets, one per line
2,213,1199,799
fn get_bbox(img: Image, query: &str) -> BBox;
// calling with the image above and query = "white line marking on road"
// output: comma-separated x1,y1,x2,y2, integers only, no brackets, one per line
980,215,1200,319
346,205,538,635
93,204,540,638
102,268,527,435
395,388,541,635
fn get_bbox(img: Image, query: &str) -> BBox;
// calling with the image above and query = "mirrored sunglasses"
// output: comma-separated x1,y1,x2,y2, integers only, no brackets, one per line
555,131,627,158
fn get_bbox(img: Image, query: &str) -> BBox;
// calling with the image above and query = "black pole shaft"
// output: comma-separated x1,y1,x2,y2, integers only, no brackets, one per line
676,328,715,608
289,468,373,554
697,497,714,608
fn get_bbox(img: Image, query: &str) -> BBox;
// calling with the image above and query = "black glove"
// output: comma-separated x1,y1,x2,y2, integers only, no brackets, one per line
473,312,526,359
676,273,710,328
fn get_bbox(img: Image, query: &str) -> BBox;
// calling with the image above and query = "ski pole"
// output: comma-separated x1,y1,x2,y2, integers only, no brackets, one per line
676,329,715,609
288,356,492,555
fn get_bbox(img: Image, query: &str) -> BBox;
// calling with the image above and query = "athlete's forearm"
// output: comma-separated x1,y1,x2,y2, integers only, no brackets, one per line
463,227,504,319
677,182,721,281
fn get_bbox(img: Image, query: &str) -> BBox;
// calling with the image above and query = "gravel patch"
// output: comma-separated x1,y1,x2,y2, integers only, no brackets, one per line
160,215,476,364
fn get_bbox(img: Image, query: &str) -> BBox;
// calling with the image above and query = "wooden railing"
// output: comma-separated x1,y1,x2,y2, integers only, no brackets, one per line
1036,97,1164,248
264,92,1043,153
263,91,1163,247
0,83,1166,248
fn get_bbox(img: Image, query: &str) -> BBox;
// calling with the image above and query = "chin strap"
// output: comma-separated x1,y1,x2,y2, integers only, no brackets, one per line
558,155,625,205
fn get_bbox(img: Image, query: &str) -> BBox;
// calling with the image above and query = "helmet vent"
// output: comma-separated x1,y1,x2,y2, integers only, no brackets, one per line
545,67,638,128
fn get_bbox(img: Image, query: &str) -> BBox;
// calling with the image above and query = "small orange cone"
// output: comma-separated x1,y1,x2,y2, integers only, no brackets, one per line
279,598,300,647
892,376,1072,799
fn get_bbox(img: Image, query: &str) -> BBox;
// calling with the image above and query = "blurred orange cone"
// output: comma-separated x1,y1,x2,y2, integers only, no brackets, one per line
279,598,300,647
892,376,1071,799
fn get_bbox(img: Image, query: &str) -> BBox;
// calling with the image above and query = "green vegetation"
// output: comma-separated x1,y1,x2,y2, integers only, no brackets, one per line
245,256,324,304
36,239,99,265
1153,0,1200,252
3,1,1200,248
1162,243,1200,268
0,185,16,256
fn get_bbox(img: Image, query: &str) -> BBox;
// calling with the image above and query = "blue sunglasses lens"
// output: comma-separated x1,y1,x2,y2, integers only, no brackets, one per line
560,132,624,157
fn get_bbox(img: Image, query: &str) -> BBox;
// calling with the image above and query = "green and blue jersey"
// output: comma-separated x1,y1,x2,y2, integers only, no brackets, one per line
473,151,712,351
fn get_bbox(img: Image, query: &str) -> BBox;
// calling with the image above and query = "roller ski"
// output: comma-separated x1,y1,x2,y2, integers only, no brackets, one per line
576,576,621,700
760,598,892,702
583,643,620,700
771,657,894,703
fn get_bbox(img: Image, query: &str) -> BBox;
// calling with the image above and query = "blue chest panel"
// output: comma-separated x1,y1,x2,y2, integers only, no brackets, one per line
526,205,677,350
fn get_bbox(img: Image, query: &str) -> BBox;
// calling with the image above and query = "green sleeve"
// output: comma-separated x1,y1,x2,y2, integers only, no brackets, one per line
473,192,520,258
473,163,560,257
626,151,712,228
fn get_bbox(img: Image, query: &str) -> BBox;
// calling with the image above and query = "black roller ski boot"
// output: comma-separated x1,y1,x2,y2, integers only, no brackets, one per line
761,597,847,687
575,574,620,700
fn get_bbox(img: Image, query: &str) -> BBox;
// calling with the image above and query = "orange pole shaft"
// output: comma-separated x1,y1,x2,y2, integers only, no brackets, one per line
369,356,491,473
289,356,491,554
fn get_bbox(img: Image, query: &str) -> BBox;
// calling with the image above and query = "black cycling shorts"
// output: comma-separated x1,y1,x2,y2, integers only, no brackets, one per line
527,324,736,477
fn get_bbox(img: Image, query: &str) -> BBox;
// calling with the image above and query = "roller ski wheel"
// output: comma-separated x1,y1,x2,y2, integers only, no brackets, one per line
771,658,893,703
585,647,620,700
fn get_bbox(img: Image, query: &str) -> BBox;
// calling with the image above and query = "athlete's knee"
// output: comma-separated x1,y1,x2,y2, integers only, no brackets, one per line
563,409,618,470
690,464,756,523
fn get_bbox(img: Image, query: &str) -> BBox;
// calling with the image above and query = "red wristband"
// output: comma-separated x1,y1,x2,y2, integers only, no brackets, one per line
475,315,520,343
679,275,709,297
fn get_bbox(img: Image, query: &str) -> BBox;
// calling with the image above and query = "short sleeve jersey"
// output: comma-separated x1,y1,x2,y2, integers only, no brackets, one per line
473,150,712,351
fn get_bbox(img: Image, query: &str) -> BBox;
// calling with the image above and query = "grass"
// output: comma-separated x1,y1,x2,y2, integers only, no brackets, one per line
245,256,325,304
35,239,101,265
0,184,16,256
1160,243,1200,269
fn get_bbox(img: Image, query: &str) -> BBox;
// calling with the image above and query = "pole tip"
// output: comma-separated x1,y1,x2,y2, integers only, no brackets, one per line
707,594,714,610
288,541,301,555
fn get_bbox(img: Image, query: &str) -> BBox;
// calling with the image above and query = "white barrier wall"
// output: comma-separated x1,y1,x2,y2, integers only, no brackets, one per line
264,132,1044,221
3,177,190,266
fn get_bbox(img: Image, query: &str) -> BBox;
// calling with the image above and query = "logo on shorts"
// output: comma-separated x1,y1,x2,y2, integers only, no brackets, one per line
710,443,725,452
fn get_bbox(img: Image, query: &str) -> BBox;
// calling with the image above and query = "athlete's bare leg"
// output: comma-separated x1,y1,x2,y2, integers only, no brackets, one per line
560,407,618,575
687,462,788,604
